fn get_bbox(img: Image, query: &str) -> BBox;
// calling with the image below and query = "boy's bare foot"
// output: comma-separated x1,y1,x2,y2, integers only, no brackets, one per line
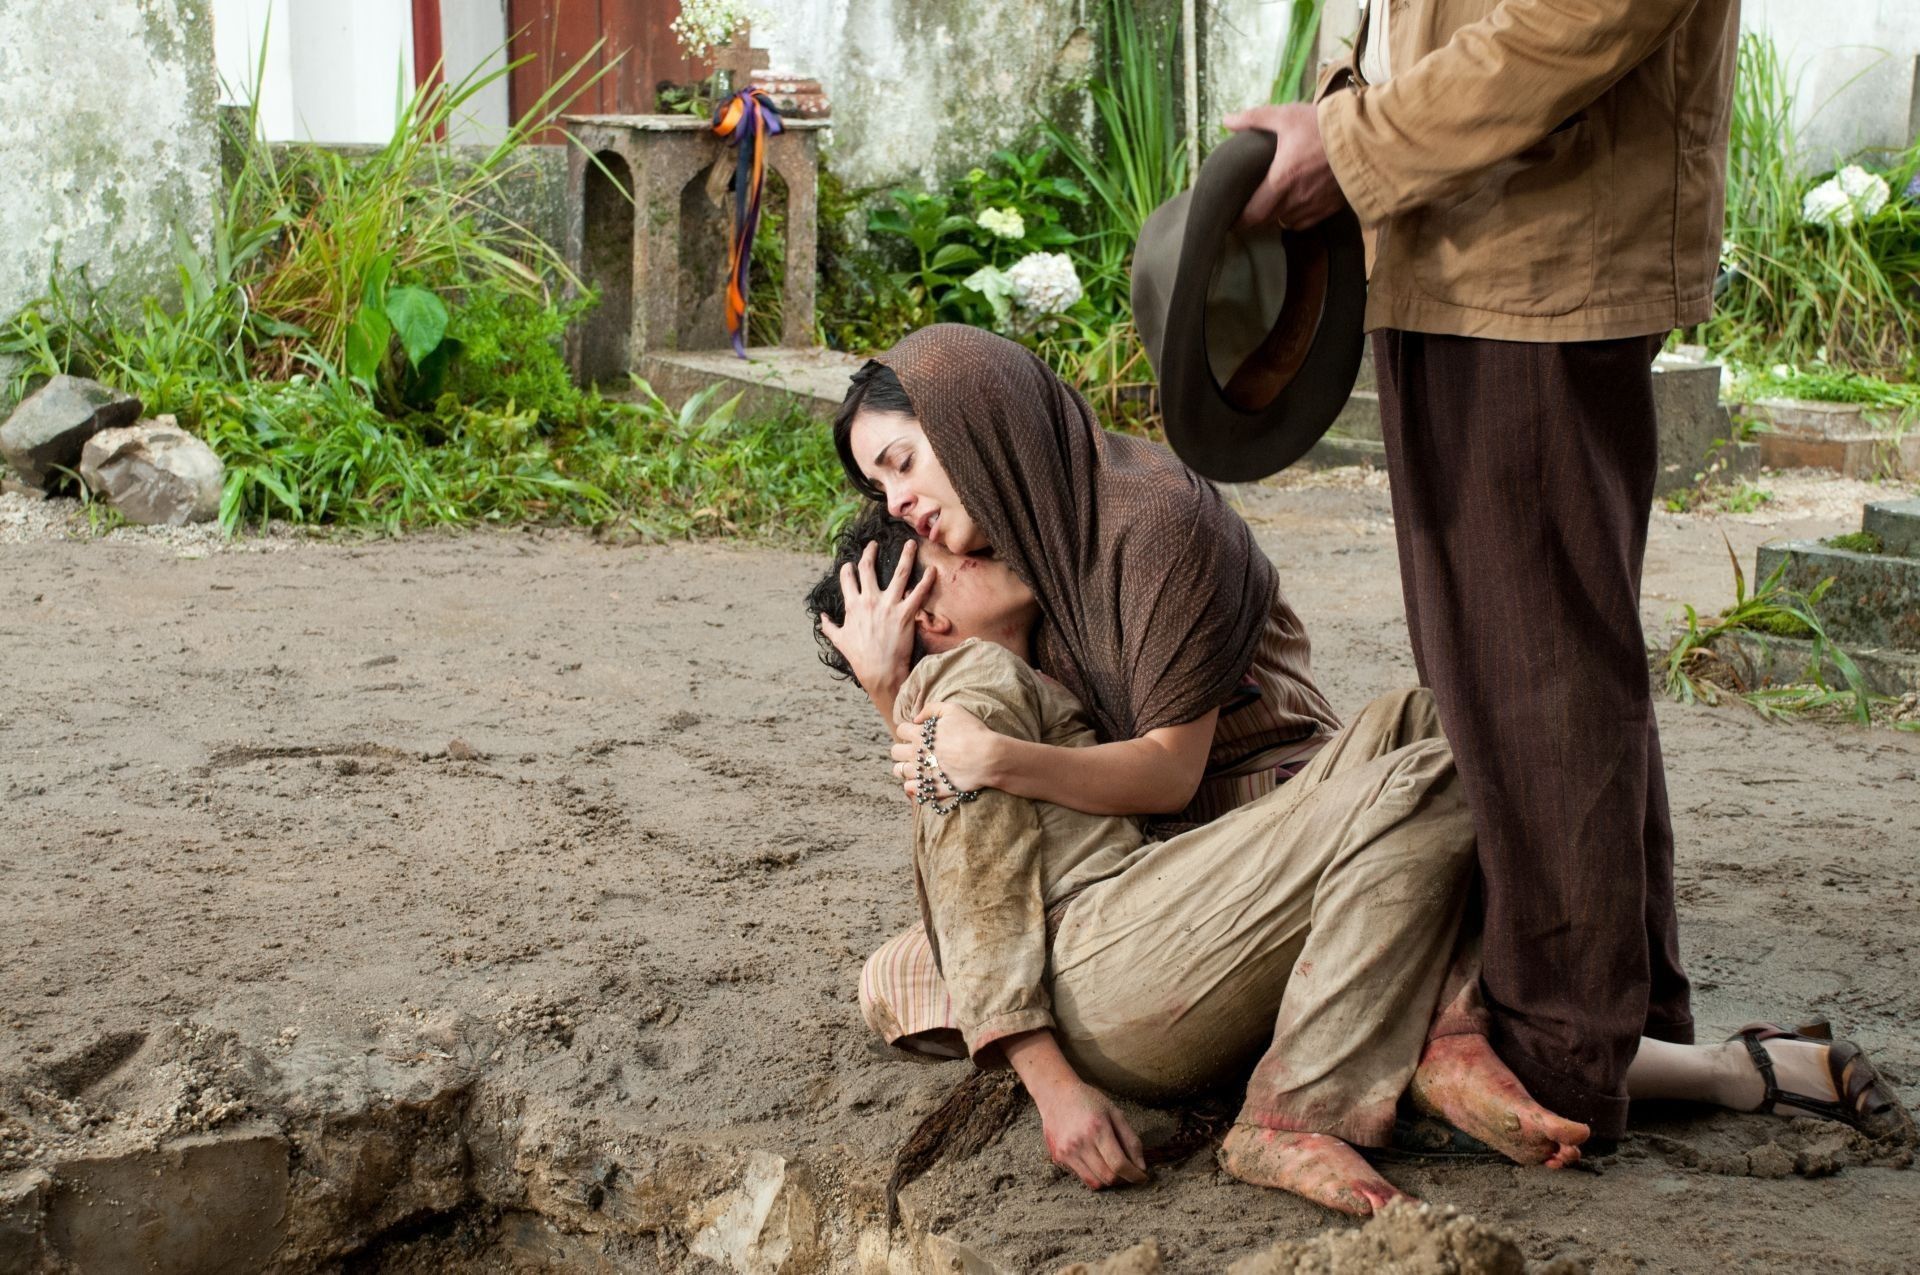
1218,1124,1413,1216
1409,1034,1589,1169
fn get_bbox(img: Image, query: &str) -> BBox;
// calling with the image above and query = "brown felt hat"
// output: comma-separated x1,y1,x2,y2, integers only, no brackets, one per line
1131,128,1367,482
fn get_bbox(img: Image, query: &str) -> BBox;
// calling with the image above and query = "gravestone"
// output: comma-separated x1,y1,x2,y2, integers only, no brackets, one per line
1726,498,1920,697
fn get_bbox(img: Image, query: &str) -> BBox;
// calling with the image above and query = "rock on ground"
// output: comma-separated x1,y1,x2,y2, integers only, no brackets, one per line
1226,1202,1539,1274
77,416,223,526
0,376,141,490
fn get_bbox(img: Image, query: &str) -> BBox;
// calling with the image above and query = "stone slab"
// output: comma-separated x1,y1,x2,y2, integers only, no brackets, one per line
1652,357,1753,486
1863,499,1920,559
1325,387,1382,443
1721,630,1920,700
1755,540,1920,652
636,346,865,425
1743,397,1920,479
44,1124,290,1274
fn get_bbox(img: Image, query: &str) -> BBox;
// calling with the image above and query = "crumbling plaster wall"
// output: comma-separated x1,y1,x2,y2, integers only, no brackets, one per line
762,0,1295,193
0,0,219,328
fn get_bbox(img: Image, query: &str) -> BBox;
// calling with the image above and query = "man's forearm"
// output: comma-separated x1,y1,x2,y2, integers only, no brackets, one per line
1319,0,1700,223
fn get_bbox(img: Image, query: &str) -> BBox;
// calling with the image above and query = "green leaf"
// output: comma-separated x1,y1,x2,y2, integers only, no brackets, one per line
928,242,983,272
345,303,391,383
362,252,394,309
867,208,910,236
384,285,450,368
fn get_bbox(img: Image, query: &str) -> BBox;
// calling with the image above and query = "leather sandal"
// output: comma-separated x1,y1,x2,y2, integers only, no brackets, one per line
1732,1022,1917,1145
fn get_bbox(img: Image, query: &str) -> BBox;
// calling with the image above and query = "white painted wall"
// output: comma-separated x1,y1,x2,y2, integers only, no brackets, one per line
1744,0,1920,165
439,0,512,144
212,0,510,144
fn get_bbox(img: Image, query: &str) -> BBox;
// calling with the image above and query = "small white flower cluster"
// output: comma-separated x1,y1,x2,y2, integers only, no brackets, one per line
1006,251,1083,319
976,207,1026,240
670,0,756,60
1802,165,1891,228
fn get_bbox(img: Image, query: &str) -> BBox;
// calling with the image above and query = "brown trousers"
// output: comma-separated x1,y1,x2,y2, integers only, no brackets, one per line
1373,329,1694,1139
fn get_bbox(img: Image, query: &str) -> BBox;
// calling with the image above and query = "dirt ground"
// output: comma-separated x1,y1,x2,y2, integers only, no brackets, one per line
3,467,1918,1272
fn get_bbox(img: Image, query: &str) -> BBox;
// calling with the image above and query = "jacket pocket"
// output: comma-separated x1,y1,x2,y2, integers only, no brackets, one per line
1408,118,1597,317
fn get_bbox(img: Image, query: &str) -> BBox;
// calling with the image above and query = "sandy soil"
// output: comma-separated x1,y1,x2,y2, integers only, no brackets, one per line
2,467,1918,1271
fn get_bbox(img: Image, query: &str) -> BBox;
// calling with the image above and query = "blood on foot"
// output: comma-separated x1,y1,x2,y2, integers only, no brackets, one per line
1218,1125,1413,1217
1409,1034,1589,1168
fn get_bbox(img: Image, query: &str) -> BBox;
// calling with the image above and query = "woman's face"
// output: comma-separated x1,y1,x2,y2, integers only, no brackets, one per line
847,409,988,555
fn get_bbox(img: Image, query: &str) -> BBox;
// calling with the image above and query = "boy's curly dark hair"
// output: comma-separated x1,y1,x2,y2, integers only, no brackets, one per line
804,502,926,687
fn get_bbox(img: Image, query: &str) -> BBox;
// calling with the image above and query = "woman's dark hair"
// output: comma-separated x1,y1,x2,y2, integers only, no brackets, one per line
832,360,917,502
803,501,925,686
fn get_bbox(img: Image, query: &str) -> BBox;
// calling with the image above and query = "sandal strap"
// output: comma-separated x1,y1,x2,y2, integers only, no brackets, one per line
1734,1027,1902,1131
1736,1030,1782,1117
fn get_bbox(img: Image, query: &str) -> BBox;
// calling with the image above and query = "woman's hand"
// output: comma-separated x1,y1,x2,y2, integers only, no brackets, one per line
818,539,934,720
1034,1079,1149,1190
890,702,999,803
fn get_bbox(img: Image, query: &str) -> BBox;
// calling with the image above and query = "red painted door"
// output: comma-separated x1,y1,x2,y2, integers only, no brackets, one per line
507,0,701,129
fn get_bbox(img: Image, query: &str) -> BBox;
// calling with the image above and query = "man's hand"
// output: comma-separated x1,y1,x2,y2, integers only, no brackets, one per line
1222,102,1347,230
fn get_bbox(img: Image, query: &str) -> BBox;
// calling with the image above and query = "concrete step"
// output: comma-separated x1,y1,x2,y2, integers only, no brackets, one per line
1755,539,1920,652
634,346,865,424
1743,399,1920,480
1720,629,1920,699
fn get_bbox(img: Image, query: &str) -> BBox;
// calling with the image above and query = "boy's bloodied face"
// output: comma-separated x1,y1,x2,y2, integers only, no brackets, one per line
914,538,1039,657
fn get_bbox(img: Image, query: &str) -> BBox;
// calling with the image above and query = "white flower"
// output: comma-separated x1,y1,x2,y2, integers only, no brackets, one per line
1802,165,1891,227
977,207,1026,240
1006,252,1082,317
670,0,761,60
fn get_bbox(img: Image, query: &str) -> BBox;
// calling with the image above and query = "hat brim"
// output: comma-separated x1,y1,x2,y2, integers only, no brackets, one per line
1154,130,1367,484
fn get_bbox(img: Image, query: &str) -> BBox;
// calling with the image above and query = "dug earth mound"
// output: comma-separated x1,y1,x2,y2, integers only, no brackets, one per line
3,475,1918,1270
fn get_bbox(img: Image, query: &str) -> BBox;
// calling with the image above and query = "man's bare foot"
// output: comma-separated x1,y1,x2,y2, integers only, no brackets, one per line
1409,1034,1589,1169
1218,1124,1413,1216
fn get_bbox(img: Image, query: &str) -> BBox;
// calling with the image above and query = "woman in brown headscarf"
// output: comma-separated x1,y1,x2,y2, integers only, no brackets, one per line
823,324,1341,827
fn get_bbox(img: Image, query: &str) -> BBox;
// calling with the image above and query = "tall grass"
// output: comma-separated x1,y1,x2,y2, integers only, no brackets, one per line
1697,34,1920,377
1270,0,1326,105
1043,0,1189,315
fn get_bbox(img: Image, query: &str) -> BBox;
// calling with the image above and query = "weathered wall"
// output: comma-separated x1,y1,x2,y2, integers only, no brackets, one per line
761,0,1099,192
1745,0,1920,166
0,0,219,326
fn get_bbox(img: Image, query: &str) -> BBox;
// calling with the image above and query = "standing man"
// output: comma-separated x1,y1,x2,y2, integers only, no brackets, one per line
1224,0,1739,1144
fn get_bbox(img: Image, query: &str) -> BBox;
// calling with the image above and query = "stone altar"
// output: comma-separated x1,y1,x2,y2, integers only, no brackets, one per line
561,114,830,388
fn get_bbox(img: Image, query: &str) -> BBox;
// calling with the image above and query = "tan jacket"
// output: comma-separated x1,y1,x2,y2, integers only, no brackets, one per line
1317,0,1740,342
896,640,1148,1057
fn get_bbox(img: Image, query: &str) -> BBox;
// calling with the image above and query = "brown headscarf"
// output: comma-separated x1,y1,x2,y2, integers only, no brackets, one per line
874,324,1277,743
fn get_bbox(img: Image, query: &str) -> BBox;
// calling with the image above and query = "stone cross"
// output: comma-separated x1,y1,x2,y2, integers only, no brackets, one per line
709,28,770,95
